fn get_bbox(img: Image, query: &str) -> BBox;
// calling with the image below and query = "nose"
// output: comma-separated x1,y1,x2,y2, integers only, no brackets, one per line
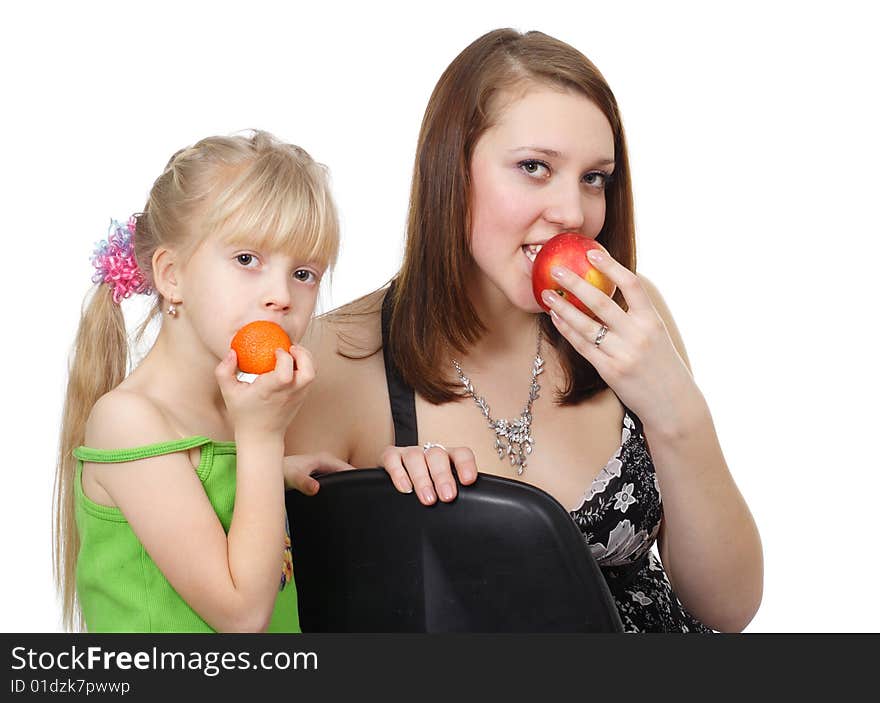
543,180,586,232
263,273,292,313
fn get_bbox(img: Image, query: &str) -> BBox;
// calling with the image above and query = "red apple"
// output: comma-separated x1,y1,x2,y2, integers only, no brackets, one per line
530,233,616,322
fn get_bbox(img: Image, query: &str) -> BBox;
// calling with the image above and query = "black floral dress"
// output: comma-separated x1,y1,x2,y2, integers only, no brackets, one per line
569,408,713,633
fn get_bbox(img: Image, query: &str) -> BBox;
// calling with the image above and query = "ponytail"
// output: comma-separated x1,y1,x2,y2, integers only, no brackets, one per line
53,283,128,631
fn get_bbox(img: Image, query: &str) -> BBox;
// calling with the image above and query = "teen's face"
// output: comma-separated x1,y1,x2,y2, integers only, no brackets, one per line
177,233,324,361
468,86,616,313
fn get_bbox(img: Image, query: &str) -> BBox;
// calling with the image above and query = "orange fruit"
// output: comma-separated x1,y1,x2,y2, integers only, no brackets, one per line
230,321,292,374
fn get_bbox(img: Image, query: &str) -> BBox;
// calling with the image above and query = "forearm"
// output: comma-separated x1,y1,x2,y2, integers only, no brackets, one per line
225,430,286,630
644,392,763,632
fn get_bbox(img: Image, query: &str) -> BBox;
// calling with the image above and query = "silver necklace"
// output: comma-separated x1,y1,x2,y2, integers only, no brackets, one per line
451,322,544,475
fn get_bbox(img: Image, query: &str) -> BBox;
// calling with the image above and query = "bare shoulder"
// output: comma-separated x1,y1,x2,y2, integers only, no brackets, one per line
287,288,394,463
82,388,201,508
85,387,180,450
637,272,693,373
302,287,385,376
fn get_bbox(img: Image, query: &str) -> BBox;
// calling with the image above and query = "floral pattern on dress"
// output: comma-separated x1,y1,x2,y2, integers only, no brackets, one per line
280,514,293,591
613,483,638,513
588,518,652,566
570,409,713,633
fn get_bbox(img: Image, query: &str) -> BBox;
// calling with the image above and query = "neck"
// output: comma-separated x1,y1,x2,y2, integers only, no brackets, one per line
131,322,228,426
456,276,542,373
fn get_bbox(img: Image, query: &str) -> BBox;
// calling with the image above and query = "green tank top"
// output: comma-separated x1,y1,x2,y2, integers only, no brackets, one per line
73,436,299,633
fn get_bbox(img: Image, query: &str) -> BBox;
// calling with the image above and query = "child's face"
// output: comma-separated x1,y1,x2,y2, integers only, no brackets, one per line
467,85,616,313
177,232,325,361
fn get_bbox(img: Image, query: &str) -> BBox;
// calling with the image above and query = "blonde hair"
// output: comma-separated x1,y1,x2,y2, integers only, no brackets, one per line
53,130,340,630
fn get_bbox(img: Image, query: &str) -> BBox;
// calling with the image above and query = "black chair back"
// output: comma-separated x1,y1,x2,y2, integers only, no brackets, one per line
286,469,623,632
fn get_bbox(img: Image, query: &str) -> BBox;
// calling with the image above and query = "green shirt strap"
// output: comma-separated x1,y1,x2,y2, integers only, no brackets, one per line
73,436,216,463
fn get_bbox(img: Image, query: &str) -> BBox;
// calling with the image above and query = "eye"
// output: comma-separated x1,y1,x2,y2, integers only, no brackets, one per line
293,269,318,283
518,159,551,179
235,253,258,267
583,170,613,189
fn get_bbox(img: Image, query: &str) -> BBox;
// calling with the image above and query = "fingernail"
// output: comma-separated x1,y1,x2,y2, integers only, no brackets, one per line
439,483,455,501
587,250,603,263
541,290,557,305
420,487,436,504
550,309,561,324
551,266,565,280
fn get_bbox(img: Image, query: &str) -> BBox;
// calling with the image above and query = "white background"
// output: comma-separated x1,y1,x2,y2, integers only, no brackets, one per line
1,0,877,632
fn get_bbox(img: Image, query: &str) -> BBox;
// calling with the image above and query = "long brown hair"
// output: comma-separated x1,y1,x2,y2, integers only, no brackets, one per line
53,131,340,630
330,28,636,405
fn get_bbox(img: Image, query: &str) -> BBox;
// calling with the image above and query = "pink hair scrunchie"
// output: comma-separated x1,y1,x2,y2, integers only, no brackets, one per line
90,217,153,304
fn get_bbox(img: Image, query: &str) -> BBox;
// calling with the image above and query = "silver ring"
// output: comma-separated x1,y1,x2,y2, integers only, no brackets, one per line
422,442,447,453
594,324,609,347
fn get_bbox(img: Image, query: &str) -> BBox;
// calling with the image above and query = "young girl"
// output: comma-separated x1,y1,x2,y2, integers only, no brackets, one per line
53,130,349,632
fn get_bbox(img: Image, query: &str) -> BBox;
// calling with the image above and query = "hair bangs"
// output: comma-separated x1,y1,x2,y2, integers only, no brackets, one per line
204,150,340,269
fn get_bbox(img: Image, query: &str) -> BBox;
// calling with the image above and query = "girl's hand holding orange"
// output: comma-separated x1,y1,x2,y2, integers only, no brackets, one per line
217,322,316,439
231,320,294,374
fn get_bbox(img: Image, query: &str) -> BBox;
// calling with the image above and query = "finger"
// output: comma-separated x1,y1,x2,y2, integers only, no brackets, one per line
287,344,316,387
543,289,613,355
548,305,613,378
312,452,356,475
584,249,651,311
400,446,437,506
447,446,479,485
423,446,458,502
380,446,414,495
287,470,320,496
214,349,239,390
547,265,627,330
284,453,322,473
270,347,295,385
282,455,315,492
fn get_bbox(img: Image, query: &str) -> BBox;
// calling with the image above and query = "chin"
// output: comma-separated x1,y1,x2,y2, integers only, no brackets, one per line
507,285,545,315
519,297,545,315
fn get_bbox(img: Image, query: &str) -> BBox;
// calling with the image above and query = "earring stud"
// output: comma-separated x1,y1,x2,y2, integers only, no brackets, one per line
167,303,178,317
